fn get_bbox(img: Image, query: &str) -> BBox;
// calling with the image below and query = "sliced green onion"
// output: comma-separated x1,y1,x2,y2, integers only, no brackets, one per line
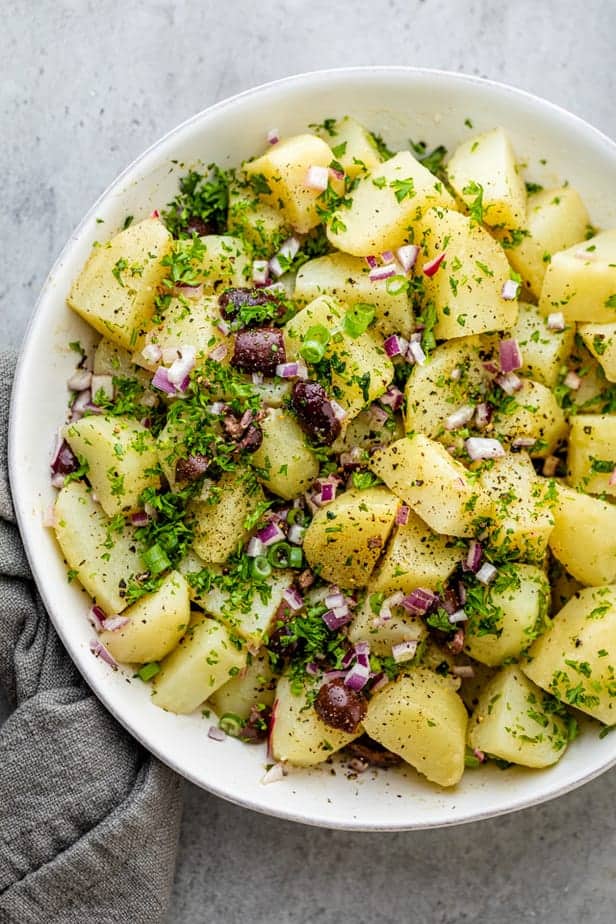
218,713,244,737
286,508,306,526
267,541,293,568
343,303,376,338
305,324,330,345
300,339,326,364
386,274,409,296
288,546,304,569
251,555,272,579
137,662,160,682
142,543,171,576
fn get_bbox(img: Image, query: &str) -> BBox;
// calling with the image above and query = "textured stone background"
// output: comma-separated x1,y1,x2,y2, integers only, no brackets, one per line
2,1,616,921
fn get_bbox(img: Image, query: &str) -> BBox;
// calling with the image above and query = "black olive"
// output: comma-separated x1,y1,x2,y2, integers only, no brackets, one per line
218,287,282,322
175,453,210,483
290,380,341,446
184,216,215,237
345,735,402,768
314,678,367,733
231,327,285,376
239,704,272,744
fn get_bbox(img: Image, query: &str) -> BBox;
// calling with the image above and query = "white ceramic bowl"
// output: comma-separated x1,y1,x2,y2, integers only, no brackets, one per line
10,67,616,830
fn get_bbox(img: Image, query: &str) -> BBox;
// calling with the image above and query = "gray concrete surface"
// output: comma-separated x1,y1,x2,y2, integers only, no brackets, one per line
2,1,616,921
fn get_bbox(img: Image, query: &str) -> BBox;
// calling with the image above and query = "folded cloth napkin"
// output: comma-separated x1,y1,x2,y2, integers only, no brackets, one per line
0,350,183,923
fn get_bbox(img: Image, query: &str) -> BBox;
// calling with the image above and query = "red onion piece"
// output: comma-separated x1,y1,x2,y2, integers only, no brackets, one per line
173,283,203,298
262,763,286,784
267,128,279,145
380,250,395,265
51,473,66,488
395,504,410,526
476,562,498,585
564,370,582,390
407,340,426,366
305,165,329,191
209,342,228,363
252,260,270,286
464,539,482,573
369,264,396,282
448,609,468,624
91,374,114,401
365,255,378,269
383,334,409,358
246,536,265,558
423,251,446,277
401,588,437,615
152,366,177,395
497,372,523,395
89,640,118,670
101,615,130,632
465,437,505,460
322,607,352,631
475,402,492,429
282,586,304,611
329,400,347,424
369,403,389,427
88,605,106,632
512,437,536,450
168,346,196,387
217,319,231,337
499,339,523,373
452,665,475,679
473,747,487,763
501,279,520,300
67,369,92,391
445,405,475,431
150,209,160,219
276,361,308,380
142,343,162,365
51,438,78,476
396,244,419,272
257,521,285,546
547,312,566,332
130,510,150,527
208,726,226,742
370,673,390,695
270,237,300,277
325,590,346,610
391,640,419,663
344,660,370,691
287,524,305,545
379,385,404,411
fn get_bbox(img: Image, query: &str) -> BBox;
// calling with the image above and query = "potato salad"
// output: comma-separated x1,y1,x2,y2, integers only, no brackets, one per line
51,116,616,788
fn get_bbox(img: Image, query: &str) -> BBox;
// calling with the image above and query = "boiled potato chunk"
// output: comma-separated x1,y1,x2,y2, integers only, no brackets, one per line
500,187,589,299
152,614,246,714
244,134,338,233
370,510,461,595
347,593,427,657
567,414,616,498
468,666,569,767
508,302,575,388
327,151,455,256
549,484,616,586
464,564,549,666
270,675,361,766
579,322,616,383
363,670,468,787
93,338,152,387
100,571,189,663
63,415,160,517
295,252,414,337
155,414,190,491
315,116,382,178
209,650,276,721
331,405,404,455
446,127,526,229
68,218,172,351
492,379,567,457
54,481,141,614
137,295,225,370
370,434,490,537
190,472,264,564
303,487,399,588
404,335,488,440
418,207,517,339
227,183,290,256
524,585,616,725
539,230,616,323
479,452,555,561
194,235,250,292
251,408,319,500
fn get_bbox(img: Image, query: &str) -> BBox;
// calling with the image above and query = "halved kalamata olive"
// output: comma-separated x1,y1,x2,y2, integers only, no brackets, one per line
314,678,367,733
51,440,79,476
290,381,341,446
231,328,285,376
175,453,209,483
345,735,402,768
239,704,272,744
218,287,283,323
184,216,215,237
236,424,263,453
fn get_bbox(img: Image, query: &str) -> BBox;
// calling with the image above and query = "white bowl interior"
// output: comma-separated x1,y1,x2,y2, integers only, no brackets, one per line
10,67,616,829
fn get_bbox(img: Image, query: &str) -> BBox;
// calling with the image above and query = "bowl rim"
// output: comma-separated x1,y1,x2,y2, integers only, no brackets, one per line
9,65,616,831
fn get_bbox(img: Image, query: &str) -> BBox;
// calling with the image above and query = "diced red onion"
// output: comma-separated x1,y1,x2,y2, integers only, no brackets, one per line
91,374,114,401
448,609,468,624
51,473,66,488
51,436,78,476
475,402,492,429
564,370,582,390
383,334,409,358
288,524,305,545
483,361,499,375
452,665,475,679
344,660,370,691
395,504,410,526
392,640,419,663
89,640,118,670
162,347,180,364
401,588,437,615
465,437,505,460
322,669,348,685
325,589,346,610
67,369,92,391
319,482,336,503
209,343,228,363
369,263,397,282
174,283,203,298
282,586,304,611
257,521,286,546
379,385,404,411
101,615,129,632
547,312,565,332
374,591,405,626
365,255,378,269
473,747,487,763
499,339,523,373
369,403,389,427
142,343,162,366
150,209,160,219
276,361,308,380
267,127,279,145
370,673,390,695
330,400,347,423
88,605,106,632
168,345,196,387
423,251,446,277
252,259,270,286
396,244,419,272
445,405,475,431
476,562,498,585
208,725,226,742
512,437,536,450
269,237,300,277
130,510,150,527
322,607,352,631
407,340,426,366
246,536,265,558
152,366,177,395
465,539,483,573
457,581,467,606
217,319,231,336
380,250,395,264
501,279,520,300
330,167,345,181
305,661,321,677
354,640,370,659
305,165,329,191
262,763,286,784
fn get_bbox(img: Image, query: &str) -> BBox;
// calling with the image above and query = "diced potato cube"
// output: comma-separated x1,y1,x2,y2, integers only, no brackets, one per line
63,415,160,517
100,571,189,663
209,650,276,721
331,405,404,455
464,564,549,666
418,207,517,339
244,134,339,233
508,302,575,388
579,321,616,383
370,510,461,595
492,379,567,457
446,127,526,229
315,116,382,178
499,187,589,299
479,452,555,561
295,252,414,337
524,585,616,725
549,484,616,585
567,414,616,497
137,296,225,370
190,472,264,564
152,614,246,714
195,235,251,292
327,151,455,256
303,487,399,589
370,434,490,537
54,481,141,614
68,218,172,350
347,593,427,657
251,408,319,500
362,670,468,787
270,675,361,766
468,666,569,767
94,338,152,387
539,230,616,323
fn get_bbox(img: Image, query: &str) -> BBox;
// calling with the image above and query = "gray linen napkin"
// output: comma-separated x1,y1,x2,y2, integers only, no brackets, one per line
0,350,183,923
